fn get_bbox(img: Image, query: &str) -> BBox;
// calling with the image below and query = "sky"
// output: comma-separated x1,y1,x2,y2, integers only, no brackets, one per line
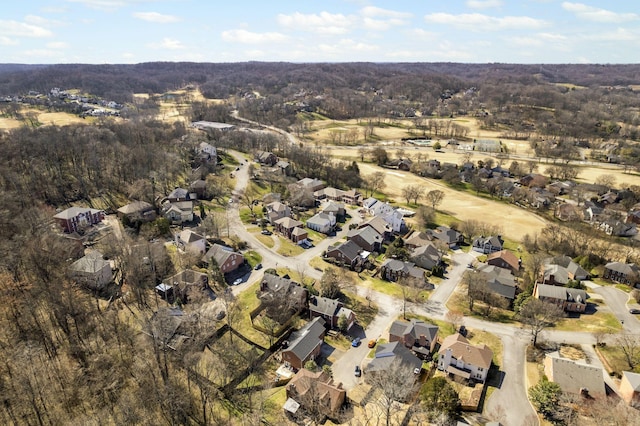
1,0,639,64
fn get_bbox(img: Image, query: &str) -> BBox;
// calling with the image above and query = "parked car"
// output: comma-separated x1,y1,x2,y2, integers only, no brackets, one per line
367,339,376,348
630,308,640,314
254,263,263,270
354,365,361,377
261,229,272,235
233,278,243,286
351,337,361,347
459,325,467,336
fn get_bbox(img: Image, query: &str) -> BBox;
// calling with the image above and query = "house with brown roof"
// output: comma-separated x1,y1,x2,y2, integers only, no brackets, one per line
308,295,356,330
342,188,362,206
620,371,640,406
202,243,245,274
285,367,346,420
404,231,433,250
389,319,439,356
117,200,156,222
543,351,605,398
274,217,305,242
281,317,326,370
54,206,105,234
486,250,520,274
603,262,640,287
437,333,493,383
533,283,587,313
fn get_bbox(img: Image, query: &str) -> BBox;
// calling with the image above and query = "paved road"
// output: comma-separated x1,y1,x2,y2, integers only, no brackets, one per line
590,282,640,333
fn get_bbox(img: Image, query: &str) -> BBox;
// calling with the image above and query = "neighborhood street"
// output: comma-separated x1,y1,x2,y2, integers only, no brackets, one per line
217,132,640,426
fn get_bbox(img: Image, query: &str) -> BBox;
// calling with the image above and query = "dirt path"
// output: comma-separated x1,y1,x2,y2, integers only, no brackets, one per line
358,162,547,241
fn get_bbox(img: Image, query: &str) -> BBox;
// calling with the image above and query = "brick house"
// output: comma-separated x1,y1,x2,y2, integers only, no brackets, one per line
54,206,105,233
281,317,326,370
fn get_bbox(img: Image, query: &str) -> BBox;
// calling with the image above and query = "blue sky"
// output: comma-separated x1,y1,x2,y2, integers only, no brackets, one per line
2,0,639,64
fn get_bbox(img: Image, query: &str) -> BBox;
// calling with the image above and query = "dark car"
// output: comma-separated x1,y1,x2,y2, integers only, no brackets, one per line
354,365,361,377
630,308,640,314
351,337,361,347
261,229,272,235
254,263,263,270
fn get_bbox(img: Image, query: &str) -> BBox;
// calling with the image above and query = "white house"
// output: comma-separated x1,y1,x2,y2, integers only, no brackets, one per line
163,201,194,224
176,230,206,255
383,210,406,233
69,251,112,290
199,141,217,158
437,333,493,383
306,212,336,234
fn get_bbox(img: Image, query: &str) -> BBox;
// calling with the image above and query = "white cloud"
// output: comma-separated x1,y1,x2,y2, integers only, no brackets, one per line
0,36,19,46
317,39,378,56
0,20,53,37
149,38,186,50
424,12,547,31
407,28,439,40
46,41,69,49
582,28,640,42
466,0,503,9
361,6,412,20
221,29,287,44
562,2,639,23
65,0,154,11
277,12,354,35
133,12,181,23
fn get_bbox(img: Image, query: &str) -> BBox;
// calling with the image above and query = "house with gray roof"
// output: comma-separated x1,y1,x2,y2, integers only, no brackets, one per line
533,283,587,313
543,255,589,282
603,261,640,287
321,201,346,220
274,216,305,242
365,341,423,379
308,295,355,330
347,226,383,252
358,216,392,240
389,319,439,356
620,371,640,406
380,259,425,282
259,274,308,312
428,225,463,248
544,351,605,398
117,200,156,222
266,201,291,224
405,231,433,250
472,235,504,254
69,251,112,290
306,212,335,234
474,263,518,301
166,187,192,202
282,317,326,370
297,177,325,192
410,243,442,271
202,243,244,274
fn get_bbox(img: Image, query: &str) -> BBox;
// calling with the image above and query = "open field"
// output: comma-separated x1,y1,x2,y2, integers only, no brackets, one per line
0,109,89,130
357,162,546,241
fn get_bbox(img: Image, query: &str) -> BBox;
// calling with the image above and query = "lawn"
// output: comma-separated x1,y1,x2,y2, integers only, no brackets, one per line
343,291,379,329
257,386,288,424
553,308,621,334
596,344,640,376
446,290,516,324
276,238,305,257
244,250,262,268
357,270,433,301
234,281,272,348
254,234,275,248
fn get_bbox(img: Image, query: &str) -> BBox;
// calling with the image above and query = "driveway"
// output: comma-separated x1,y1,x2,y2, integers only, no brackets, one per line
589,282,640,333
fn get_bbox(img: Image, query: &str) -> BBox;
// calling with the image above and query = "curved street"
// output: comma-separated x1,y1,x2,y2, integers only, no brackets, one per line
218,123,639,426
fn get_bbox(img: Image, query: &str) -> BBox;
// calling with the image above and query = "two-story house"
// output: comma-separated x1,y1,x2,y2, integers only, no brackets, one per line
472,235,504,254
438,333,493,383
533,283,587,313
603,262,640,287
308,295,356,330
281,317,326,370
54,206,105,234
389,319,439,358
202,243,245,274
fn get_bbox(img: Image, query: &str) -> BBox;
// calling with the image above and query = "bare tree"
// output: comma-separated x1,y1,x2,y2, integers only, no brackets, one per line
445,310,464,333
617,334,640,370
401,184,425,205
365,359,418,426
363,171,386,197
425,189,445,210
518,298,565,346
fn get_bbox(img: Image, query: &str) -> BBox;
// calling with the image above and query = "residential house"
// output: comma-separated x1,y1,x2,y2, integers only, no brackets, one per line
199,141,217,158
266,201,292,224
486,250,520,275
428,226,464,248
380,259,425,282
437,333,493,383
274,217,306,242
281,317,326,370
410,243,442,271
321,202,346,221
189,180,208,199
541,255,589,285
341,189,362,206
191,121,235,132
519,173,548,188
543,351,605,398
69,251,112,290
175,229,207,255
325,240,370,270
365,341,423,380
474,264,518,303
599,219,638,237
405,231,433,250
387,158,413,171
306,212,336,234
382,210,407,234
603,262,640,286
256,151,278,166
583,201,605,222
389,319,439,357
202,243,244,274
162,269,209,304
291,227,309,244
620,371,640,406
472,235,504,254
166,187,192,203
285,368,346,419
297,177,325,193
314,187,345,202
54,207,105,234
370,201,396,218
276,160,291,175
259,274,308,312
346,226,383,253
556,203,582,222
626,210,640,225
533,283,587,313
117,201,156,222
358,216,393,241
163,200,194,224
308,295,356,330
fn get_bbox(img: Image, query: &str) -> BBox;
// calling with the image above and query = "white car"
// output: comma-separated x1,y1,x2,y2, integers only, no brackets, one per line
233,278,243,286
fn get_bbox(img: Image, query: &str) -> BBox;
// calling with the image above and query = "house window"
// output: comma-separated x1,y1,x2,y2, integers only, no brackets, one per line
478,367,483,372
